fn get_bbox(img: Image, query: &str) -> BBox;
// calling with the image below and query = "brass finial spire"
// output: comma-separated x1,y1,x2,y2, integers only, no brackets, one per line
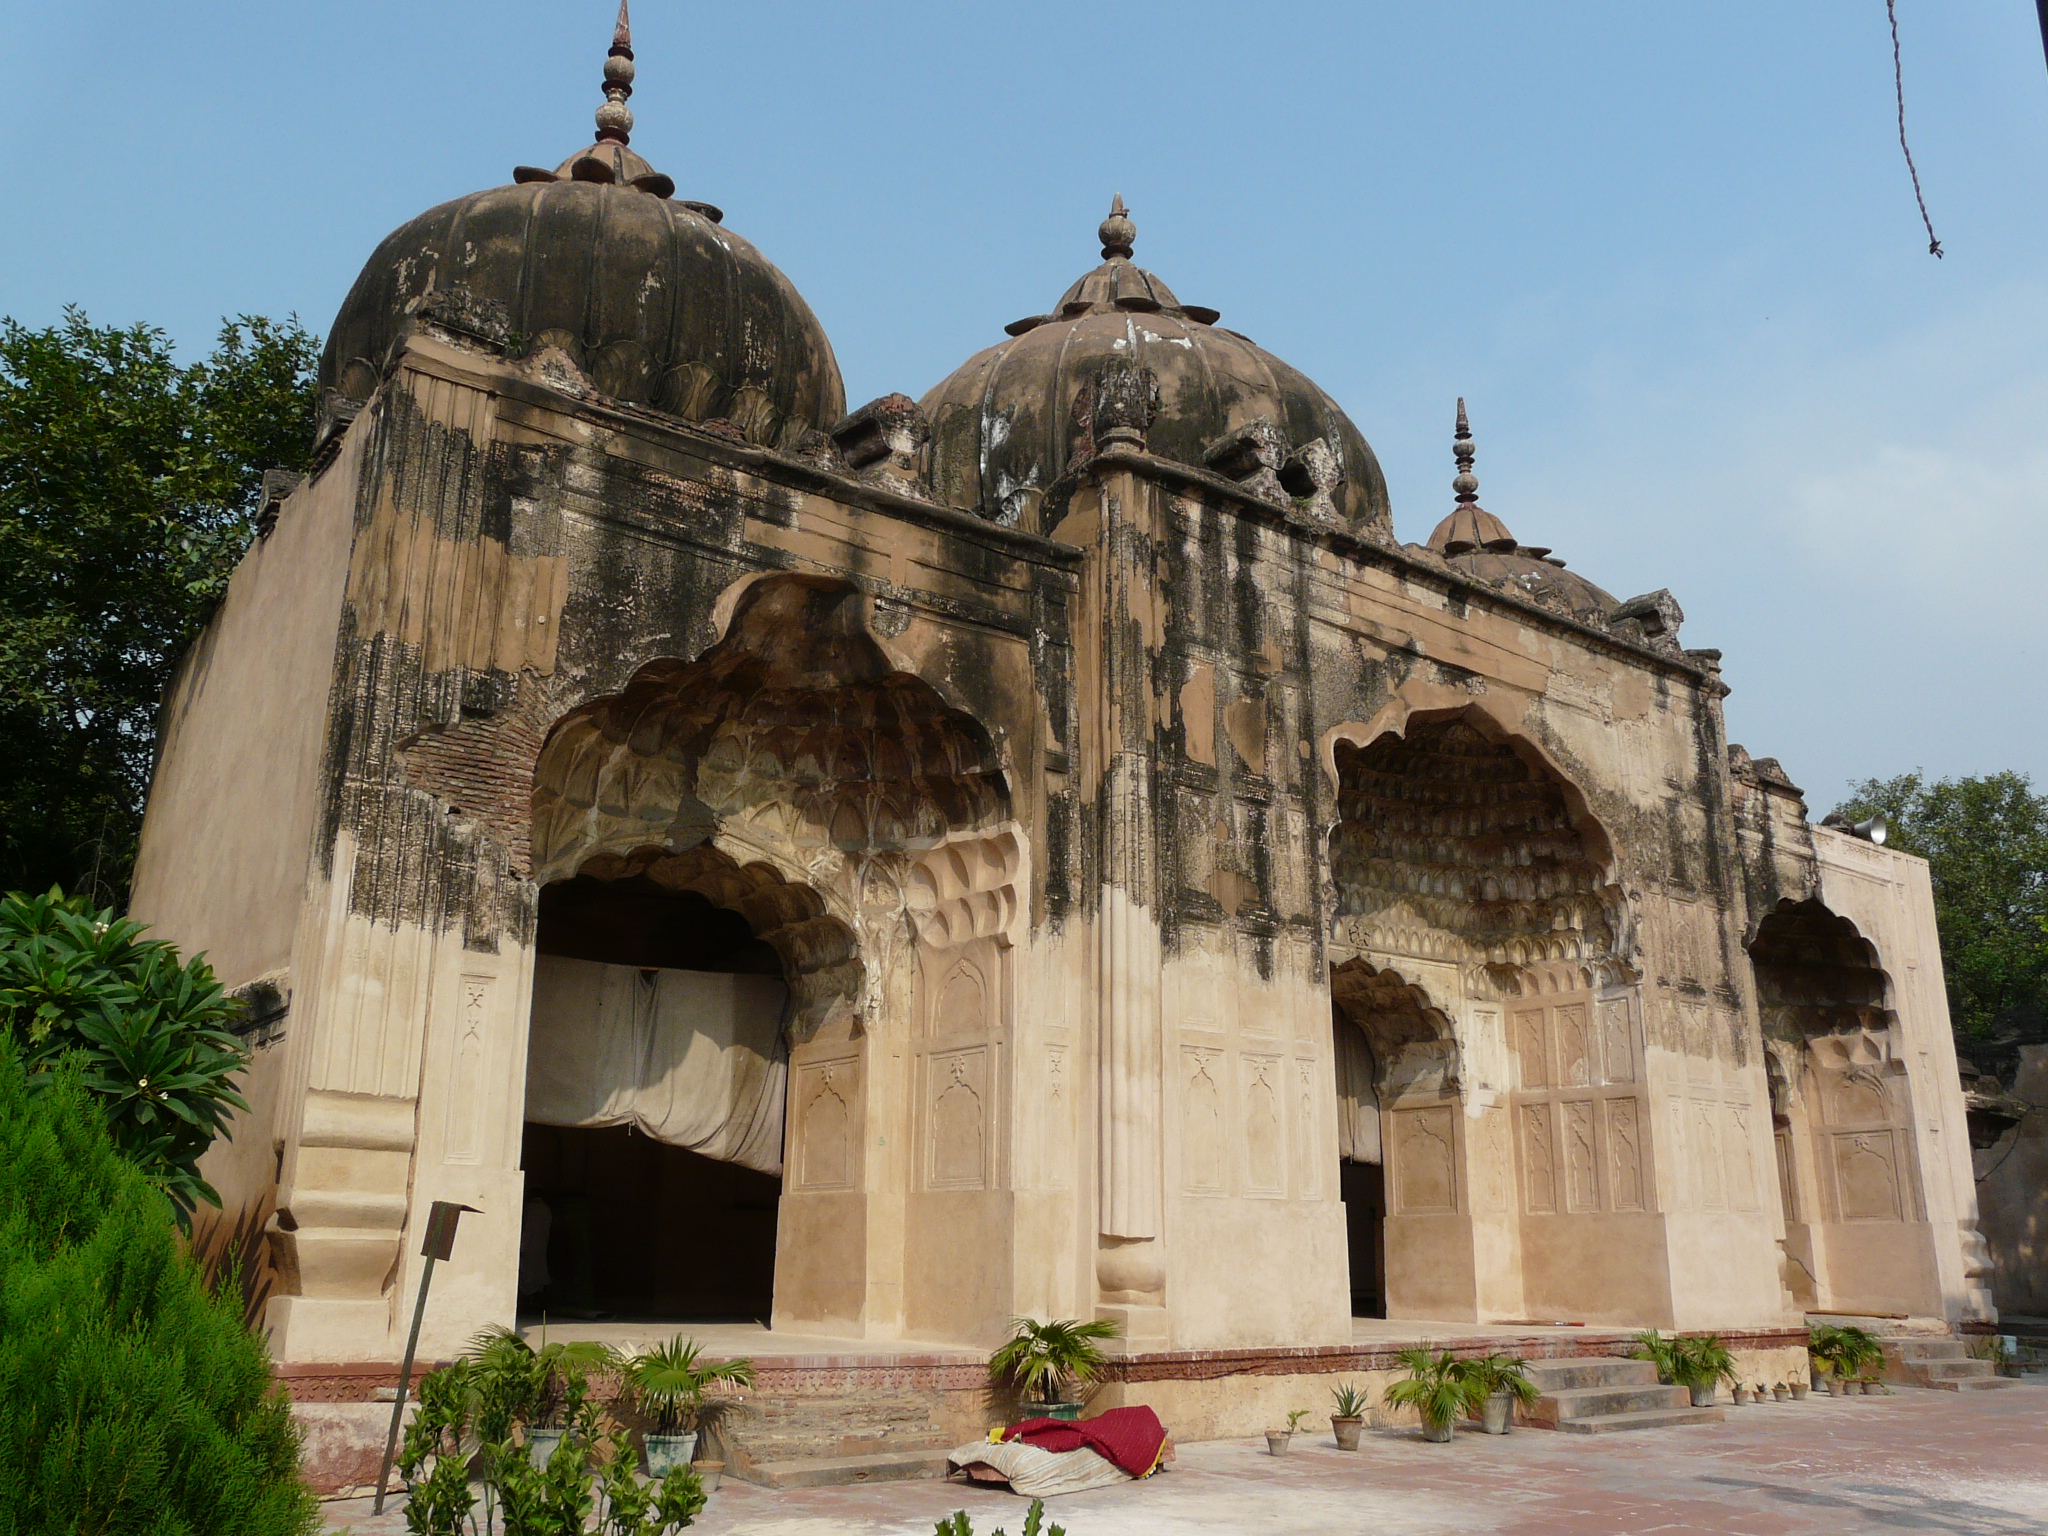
1452,397,1479,507
596,0,636,145
1099,194,1136,261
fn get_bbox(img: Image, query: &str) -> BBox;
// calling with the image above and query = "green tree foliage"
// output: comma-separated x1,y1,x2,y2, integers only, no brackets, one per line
0,1042,317,1535
1831,772,2048,1039
0,887,250,1226
0,308,320,905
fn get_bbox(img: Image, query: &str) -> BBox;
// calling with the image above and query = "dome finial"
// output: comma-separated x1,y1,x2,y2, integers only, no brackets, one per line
1099,194,1136,261
1452,397,1479,506
596,0,636,145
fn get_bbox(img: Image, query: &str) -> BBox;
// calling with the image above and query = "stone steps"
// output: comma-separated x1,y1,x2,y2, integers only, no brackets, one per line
1552,1406,1729,1434
1882,1339,2017,1393
717,1390,954,1482
1523,1357,1726,1434
738,1447,956,1489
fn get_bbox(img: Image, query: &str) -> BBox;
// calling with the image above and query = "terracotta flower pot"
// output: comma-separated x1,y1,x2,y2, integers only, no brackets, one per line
1790,1382,1809,1400
1331,1415,1364,1451
1772,1385,1789,1402
1265,1431,1292,1455
1480,1394,1513,1435
691,1459,724,1494
1732,1388,1750,1406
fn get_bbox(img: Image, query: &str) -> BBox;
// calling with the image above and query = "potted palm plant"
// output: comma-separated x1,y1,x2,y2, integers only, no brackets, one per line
1809,1323,1883,1396
1628,1329,1681,1384
464,1325,614,1464
1384,1348,1482,1443
989,1317,1120,1421
1329,1382,1368,1450
1456,1354,1539,1435
1672,1335,1737,1408
622,1336,757,1475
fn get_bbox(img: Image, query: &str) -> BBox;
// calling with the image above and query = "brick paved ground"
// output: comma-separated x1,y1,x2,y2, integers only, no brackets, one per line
324,1379,2048,1535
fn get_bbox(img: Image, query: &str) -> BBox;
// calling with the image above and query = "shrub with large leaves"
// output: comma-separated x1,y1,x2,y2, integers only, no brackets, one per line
0,886,249,1224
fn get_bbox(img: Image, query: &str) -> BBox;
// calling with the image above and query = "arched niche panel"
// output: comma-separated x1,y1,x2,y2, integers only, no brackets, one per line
1326,709,1627,975
1331,957,1458,1099
531,573,1012,882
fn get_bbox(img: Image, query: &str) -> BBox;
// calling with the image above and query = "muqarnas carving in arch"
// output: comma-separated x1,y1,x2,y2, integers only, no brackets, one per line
1325,707,1633,979
533,572,1010,872
529,572,1016,1040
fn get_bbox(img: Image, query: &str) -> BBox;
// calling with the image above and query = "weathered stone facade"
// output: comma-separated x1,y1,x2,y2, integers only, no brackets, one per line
130,20,1995,1373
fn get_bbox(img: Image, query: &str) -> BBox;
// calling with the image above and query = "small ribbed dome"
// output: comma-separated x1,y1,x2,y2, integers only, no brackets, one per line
1426,400,1615,623
318,7,843,452
920,200,1389,532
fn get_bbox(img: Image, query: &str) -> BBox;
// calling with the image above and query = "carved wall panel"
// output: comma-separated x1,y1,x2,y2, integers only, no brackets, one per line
1291,1057,1320,1200
1563,1099,1598,1212
1691,1098,1725,1210
444,974,491,1164
1474,1104,1512,1214
1392,1105,1457,1213
1242,1055,1284,1196
1182,1046,1228,1194
925,1048,989,1190
1726,1100,1760,1212
1606,1097,1646,1211
1599,996,1635,1083
1556,1003,1591,1088
1519,1103,1558,1214
794,1058,857,1191
1833,1131,1902,1222
1046,1042,1071,1191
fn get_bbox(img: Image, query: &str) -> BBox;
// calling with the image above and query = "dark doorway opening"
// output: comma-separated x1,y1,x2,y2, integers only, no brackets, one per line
519,874,786,1324
520,1124,779,1321
1341,1159,1387,1318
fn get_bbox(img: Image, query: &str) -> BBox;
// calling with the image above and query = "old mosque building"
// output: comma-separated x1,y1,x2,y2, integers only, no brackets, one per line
132,4,1997,1455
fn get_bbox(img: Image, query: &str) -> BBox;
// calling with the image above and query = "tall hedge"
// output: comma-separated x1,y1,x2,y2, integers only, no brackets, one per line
0,1043,316,1535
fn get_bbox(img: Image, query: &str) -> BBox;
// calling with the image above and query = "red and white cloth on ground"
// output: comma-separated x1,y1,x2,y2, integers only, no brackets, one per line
947,1406,1174,1498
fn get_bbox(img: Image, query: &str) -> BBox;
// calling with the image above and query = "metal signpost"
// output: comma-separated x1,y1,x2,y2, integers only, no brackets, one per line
372,1200,480,1515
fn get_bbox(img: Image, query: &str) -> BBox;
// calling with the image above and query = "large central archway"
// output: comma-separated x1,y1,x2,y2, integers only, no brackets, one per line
1325,708,1644,1323
521,574,1015,1333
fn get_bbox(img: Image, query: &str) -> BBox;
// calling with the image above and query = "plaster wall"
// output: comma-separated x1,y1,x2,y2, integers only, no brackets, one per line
1813,831,1993,1322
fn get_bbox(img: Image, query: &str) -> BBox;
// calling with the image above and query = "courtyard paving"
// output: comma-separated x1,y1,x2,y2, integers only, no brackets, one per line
324,1378,2048,1535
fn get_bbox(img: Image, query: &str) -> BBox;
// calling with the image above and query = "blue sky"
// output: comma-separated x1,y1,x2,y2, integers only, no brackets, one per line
4,1,2045,806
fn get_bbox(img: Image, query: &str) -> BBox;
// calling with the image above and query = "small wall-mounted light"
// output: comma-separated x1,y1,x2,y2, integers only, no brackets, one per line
1821,812,1888,845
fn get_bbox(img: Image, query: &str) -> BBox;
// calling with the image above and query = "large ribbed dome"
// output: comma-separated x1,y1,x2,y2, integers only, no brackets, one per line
920,200,1389,532
318,7,843,452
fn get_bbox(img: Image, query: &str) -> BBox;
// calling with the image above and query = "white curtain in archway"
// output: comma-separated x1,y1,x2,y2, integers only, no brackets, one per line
1335,1021,1382,1165
525,956,789,1176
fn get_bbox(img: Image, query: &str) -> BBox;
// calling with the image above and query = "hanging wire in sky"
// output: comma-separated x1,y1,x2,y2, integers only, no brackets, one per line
1887,0,1943,257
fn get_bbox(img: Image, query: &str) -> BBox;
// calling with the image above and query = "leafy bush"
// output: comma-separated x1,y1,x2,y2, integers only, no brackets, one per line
0,887,249,1225
935,1501,1065,1536
462,1324,617,1432
0,1040,316,1534
397,1355,705,1536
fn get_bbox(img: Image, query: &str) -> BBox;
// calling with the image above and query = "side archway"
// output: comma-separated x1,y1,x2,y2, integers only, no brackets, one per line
1749,898,1939,1316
